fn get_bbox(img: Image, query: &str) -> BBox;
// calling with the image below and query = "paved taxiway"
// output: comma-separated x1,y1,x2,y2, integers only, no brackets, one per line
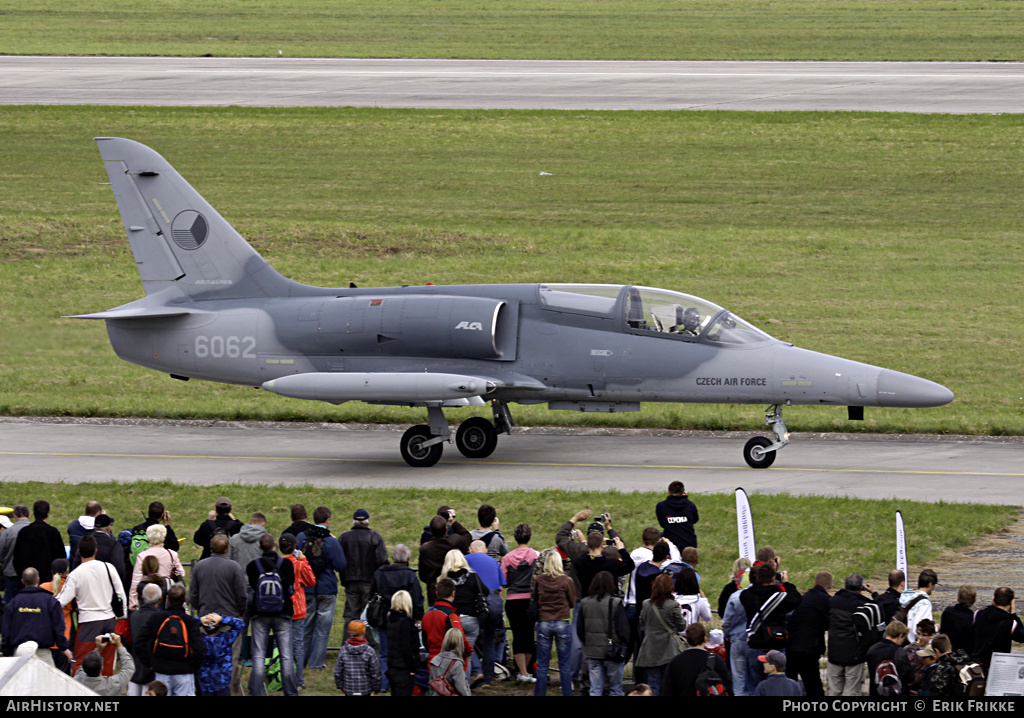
3,57,1024,112
2,418,1022,503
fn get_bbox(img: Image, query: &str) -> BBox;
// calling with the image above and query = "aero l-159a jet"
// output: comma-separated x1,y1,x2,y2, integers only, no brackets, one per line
72,138,954,468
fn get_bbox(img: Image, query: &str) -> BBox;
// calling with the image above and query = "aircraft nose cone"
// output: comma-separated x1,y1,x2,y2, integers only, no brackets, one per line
876,370,954,408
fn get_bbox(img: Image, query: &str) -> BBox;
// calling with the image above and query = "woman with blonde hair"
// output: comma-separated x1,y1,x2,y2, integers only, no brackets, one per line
533,548,576,696
428,628,471,696
386,589,421,696
441,549,486,684
127,523,184,610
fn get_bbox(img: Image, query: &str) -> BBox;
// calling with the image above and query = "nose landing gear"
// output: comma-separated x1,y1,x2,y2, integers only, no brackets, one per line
743,404,790,469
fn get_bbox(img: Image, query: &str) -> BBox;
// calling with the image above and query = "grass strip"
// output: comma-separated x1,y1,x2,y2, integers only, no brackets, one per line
2,0,1023,61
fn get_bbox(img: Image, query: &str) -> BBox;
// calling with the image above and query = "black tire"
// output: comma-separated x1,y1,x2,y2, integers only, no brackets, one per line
743,436,776,469
455,417,498,459
400,425,443,467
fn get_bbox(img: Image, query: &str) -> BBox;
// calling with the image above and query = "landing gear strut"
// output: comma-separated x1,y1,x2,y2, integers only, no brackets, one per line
743,404,790,469
399,400,515,466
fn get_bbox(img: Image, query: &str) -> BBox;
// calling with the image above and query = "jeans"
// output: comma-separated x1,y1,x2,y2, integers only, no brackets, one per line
746,647,769,694
249,614,298,696
459,614,481,682
535,620,573,696
474,593,503,684
377,626,390,692
291,617,305,687
155,672,195,696
646,663,666,696
303,593,337,670
587,657,625,696
729,639,749,697
571,601,584,686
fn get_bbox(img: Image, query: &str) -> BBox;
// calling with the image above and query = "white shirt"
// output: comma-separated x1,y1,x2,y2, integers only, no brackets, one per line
58,558,128,624
625,542,682,605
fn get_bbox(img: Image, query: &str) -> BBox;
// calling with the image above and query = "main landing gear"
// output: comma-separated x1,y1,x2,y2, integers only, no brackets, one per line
399,400,514,467
743,404,790,469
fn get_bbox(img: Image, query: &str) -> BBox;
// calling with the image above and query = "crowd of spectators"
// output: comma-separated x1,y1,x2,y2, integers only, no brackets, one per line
0,484,1018,697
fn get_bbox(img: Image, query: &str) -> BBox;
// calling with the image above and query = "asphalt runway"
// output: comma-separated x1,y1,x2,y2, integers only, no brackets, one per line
2,57,1024,112
2,418,1022,503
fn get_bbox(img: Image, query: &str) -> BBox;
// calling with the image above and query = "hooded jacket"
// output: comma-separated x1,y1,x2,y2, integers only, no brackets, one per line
334,636,381,695
229,524,268,570
655,493,699,550
899,588,934,643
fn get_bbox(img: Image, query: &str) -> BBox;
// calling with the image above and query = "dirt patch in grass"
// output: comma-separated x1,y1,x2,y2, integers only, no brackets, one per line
924,509,1024,614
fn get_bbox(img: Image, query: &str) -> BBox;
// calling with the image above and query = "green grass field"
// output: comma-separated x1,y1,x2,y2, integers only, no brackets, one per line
2,105,1021,435
2,0,1022,60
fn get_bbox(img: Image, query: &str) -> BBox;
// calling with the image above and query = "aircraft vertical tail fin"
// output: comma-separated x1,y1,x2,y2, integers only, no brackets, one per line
95,137,303,299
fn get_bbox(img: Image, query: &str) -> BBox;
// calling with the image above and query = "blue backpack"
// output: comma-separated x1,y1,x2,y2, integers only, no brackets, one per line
255,558,286,614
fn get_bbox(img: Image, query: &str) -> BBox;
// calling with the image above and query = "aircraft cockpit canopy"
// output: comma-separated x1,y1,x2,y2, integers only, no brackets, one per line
538,283,773,345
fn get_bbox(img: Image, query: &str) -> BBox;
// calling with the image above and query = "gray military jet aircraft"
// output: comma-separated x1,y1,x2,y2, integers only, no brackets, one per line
73,138,954,468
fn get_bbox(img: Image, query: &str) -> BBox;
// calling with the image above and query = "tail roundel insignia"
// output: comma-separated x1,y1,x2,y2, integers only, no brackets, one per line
171,210,208,250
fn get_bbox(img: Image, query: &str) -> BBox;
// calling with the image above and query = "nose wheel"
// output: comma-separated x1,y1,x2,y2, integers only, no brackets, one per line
743,404,790,469
743,436,776,469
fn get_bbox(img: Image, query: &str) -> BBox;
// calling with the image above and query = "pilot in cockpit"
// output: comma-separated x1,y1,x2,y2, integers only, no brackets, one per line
670,306,701,336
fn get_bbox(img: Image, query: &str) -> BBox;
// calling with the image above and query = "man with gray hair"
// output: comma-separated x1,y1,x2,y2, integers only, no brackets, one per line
128,583,163,695
826,573,879,696
340,509,388,640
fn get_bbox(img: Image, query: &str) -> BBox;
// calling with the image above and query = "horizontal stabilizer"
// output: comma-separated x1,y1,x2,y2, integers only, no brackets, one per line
262,372,497,405
65,306,205,320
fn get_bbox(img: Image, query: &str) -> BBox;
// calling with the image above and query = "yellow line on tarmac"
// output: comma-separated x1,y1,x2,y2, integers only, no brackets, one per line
3,451,1023,477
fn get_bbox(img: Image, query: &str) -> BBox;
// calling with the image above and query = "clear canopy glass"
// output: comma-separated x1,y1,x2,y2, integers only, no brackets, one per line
538,283,773,345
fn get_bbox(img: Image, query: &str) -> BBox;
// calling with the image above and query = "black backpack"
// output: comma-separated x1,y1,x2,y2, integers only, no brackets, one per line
695,653,730,696
153,614,190,661
303,535,329,578
853,602,886,649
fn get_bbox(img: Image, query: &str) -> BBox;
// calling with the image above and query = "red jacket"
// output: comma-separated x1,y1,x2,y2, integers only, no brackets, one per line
283,555,316,620
420,600,473,663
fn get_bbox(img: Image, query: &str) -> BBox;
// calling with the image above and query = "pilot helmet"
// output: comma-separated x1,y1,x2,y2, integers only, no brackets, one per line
681,307,700,332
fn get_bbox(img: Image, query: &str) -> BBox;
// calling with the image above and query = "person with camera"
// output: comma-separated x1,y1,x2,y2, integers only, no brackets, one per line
740,561,802,693
571,515,635,602
73,632,135,696
419,508,471,607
